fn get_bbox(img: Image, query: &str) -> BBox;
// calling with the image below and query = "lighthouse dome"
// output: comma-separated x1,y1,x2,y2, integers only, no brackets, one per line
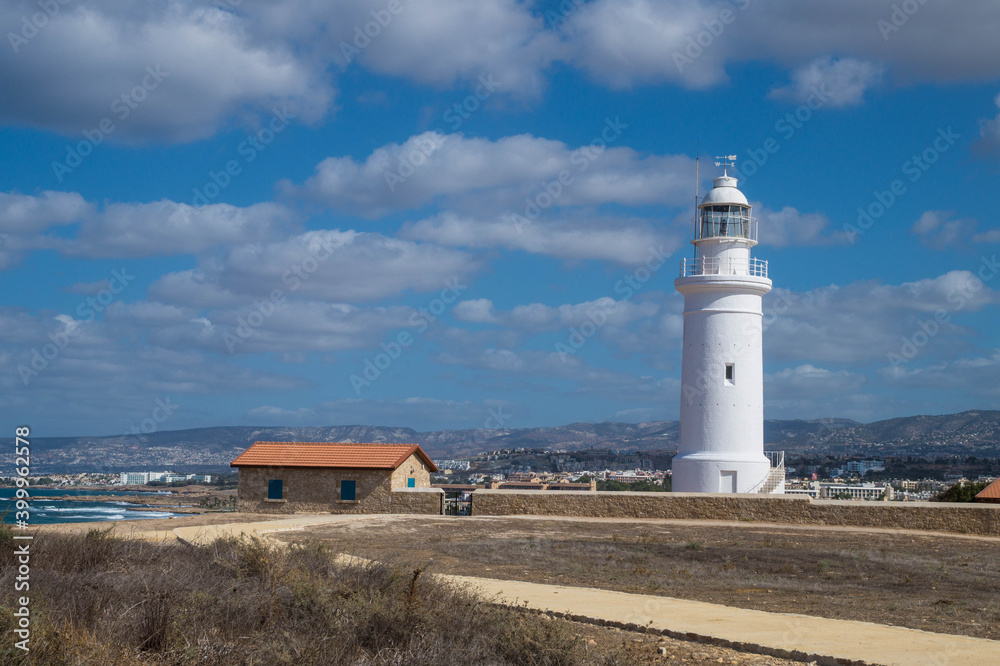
701,175,749,206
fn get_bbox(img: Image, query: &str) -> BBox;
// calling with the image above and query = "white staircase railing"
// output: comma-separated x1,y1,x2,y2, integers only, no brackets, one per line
747,451,785,494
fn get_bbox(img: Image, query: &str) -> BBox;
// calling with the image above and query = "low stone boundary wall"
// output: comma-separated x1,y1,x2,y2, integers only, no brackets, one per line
390,488,444,515
470,490,1000,537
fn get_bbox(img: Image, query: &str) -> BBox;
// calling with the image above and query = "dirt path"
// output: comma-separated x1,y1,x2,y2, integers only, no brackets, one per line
172,514,1000,665
437,573,1000,666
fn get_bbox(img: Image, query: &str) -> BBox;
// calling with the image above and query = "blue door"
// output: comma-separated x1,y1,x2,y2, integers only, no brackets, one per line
341,480,356,501
407,477,415,488
267,479,282,500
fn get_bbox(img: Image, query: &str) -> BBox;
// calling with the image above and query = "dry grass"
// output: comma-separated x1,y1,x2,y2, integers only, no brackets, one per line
0,526,605,665
277,516,1000,641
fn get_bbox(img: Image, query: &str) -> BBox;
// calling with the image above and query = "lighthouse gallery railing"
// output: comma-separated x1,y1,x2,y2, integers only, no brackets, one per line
679,256,768,278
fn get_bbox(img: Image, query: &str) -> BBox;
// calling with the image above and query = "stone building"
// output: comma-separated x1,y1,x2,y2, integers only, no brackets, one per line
975,477,1000,504
232,441,440,514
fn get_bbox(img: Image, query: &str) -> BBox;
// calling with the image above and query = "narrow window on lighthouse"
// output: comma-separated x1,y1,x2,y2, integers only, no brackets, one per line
725,363,735,385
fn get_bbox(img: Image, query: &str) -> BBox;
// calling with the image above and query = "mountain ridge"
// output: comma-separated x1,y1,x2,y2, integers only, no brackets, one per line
10,410,999,473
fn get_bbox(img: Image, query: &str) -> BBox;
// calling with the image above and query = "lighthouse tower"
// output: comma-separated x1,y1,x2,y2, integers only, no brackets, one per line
673,157,781,494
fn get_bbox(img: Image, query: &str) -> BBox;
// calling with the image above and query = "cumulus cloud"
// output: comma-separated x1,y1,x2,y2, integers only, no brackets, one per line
0,305,308,435
149,229,479,306
326,0,563,97
765,272,1000,364
452,296,659,333
560,0,733,88
974,92,1000,157
769,56,883,108
754,204,849,247
0,190,90,268
245,396,515,432
402,212,682,265
67,201,297,258
0,191,297,265
910,210,978,249
0,1,331,143
288,131,695,217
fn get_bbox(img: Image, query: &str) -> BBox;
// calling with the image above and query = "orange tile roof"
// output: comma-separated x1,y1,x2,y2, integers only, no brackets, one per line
231,442,437,472
975,478,1000,500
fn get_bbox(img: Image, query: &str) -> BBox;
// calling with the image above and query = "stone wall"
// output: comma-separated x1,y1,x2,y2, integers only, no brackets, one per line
237,466,393,514
389,453,433,489
470,490,1000,537
390,488,444,515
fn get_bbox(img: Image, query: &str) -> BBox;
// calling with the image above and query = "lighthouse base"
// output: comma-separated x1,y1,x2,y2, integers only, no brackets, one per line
672,453,771,494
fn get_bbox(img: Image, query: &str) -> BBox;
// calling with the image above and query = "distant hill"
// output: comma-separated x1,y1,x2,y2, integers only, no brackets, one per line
7,410,999,473
772,410,1000,458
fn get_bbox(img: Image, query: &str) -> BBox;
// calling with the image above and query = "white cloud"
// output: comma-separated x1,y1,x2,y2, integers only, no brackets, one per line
560,0,732,89
765,272,1000,364
755,204,849,247
0,190,90,268
564,1,1000,90
402,212,682,265
67,201,296,258
246,396,514,432
452,296,659,333
330,0,563,97
972,229,1000,243
910,210,978,249
290,131,695,218
769,57,883,108
149,229,479,306
974,92,1000,157
0,2,331,143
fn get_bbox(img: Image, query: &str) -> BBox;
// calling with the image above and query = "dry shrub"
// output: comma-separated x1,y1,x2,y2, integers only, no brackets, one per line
0,532,591,665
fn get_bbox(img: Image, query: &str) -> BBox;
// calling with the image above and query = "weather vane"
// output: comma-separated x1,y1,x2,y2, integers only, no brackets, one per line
714,155,737,169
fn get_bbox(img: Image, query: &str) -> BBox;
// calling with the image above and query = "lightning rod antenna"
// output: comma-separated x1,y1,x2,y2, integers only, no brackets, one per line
694,142,700,254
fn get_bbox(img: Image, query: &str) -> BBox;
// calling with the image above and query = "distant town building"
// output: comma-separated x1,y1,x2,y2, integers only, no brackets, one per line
435,459,471,471
784,481,893,501
119,471,212,485
231,442,438,513
821,483,893,501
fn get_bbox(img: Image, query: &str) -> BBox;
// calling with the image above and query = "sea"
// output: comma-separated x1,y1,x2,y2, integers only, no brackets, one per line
0,488,189,525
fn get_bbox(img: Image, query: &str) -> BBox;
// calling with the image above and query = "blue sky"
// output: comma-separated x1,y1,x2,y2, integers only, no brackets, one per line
2,0,999,437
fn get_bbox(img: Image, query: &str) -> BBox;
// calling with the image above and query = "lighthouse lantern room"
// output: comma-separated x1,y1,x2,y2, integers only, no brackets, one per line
673,157,783,494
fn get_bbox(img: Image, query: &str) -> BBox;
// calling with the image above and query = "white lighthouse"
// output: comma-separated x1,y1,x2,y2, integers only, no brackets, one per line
672,157,783,494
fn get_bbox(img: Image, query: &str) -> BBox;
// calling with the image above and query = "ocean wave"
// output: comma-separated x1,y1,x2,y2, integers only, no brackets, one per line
42,505,135,514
